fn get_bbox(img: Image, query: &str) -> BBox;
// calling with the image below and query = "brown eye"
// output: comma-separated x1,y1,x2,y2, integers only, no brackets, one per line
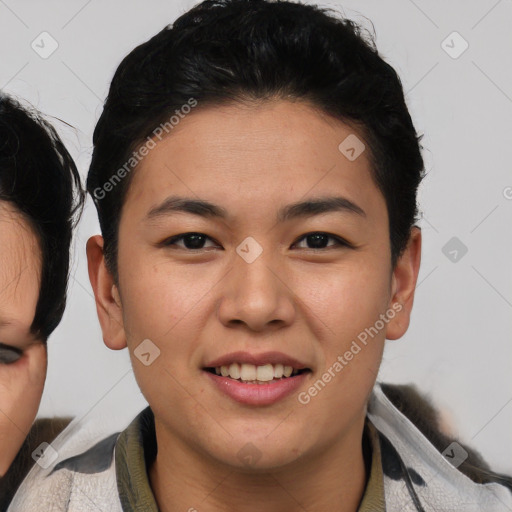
293,232,351,250
163,232,220,250
0,343,23,365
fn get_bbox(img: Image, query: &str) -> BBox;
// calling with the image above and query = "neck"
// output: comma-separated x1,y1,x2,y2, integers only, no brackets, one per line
149,416,368,512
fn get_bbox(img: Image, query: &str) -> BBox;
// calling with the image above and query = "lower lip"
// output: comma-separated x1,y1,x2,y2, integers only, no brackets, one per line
203,370,310,406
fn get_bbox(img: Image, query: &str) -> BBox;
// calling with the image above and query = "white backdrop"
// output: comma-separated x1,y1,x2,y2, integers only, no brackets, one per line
1,0,511,474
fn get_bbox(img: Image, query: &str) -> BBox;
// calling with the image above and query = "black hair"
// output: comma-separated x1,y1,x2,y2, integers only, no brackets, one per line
87,0,425,280
0,93,85,342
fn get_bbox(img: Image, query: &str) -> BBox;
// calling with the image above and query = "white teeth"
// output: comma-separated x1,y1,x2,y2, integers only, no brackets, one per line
240,363,256,381
256,364,274,382
214,363,304,382
229,363,240,380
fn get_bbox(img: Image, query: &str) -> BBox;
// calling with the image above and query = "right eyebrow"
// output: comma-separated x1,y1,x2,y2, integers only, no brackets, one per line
145,196,228,222
276,195,366,223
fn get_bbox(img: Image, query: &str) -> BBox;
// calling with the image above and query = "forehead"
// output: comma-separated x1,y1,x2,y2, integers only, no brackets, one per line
123,99,385,224
0,202,41,336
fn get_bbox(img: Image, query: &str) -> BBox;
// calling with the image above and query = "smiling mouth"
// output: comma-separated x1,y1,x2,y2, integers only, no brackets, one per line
203,363,311,384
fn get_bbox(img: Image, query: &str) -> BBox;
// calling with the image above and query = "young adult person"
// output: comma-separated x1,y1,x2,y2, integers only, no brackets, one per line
0,93,84,509
8,1,512,510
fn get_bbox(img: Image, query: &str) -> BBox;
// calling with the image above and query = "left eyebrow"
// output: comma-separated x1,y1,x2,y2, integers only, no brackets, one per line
277,196,366,222
144,195,366,223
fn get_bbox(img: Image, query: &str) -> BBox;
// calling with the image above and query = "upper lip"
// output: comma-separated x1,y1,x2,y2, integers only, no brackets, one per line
204,351,310,370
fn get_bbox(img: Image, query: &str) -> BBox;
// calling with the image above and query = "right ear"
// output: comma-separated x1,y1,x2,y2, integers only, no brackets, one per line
86,235,127,350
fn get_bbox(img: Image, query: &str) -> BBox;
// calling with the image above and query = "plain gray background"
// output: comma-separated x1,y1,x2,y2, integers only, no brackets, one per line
1,0,511,474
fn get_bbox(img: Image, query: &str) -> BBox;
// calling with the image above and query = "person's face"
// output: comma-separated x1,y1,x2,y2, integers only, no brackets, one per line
88,99,420,470
0,201,46,476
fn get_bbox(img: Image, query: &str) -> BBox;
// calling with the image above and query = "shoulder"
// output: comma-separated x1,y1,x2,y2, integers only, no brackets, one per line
7,417,124,512
369,382,512,511
0,417,72,510
380,382,512,488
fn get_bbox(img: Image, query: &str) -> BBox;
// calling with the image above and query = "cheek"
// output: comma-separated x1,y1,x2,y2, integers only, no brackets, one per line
118,258,193,340
118,257,219,374
0,348,46,473
295,260,391,341
294,260,390,408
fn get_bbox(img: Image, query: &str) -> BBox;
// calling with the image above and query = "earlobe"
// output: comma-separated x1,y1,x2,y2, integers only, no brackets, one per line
86,235,127,350
385,227,422,340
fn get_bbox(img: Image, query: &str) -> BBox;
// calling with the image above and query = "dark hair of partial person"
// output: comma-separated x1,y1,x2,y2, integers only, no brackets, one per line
86,0,426,282
0,92,85,342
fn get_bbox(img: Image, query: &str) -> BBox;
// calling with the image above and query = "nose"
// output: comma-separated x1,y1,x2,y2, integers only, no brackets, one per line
217,246,296,333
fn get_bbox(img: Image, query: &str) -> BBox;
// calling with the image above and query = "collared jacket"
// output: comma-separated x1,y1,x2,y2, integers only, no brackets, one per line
7,382,512,511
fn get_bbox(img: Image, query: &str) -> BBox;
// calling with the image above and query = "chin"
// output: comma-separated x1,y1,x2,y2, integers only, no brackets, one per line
204,432,308,473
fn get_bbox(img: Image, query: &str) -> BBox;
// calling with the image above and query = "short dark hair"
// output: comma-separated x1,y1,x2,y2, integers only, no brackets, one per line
0,93,85,342
87,0,425,280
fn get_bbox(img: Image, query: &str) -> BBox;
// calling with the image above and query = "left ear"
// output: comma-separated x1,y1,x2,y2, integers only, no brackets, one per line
385,227,422,340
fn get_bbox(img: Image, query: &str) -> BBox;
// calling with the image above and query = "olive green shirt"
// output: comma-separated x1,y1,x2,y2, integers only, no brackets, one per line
115,407,385,511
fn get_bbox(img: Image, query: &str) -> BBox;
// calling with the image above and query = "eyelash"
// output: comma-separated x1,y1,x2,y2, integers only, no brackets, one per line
162,232,352,251
0,343,23,365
